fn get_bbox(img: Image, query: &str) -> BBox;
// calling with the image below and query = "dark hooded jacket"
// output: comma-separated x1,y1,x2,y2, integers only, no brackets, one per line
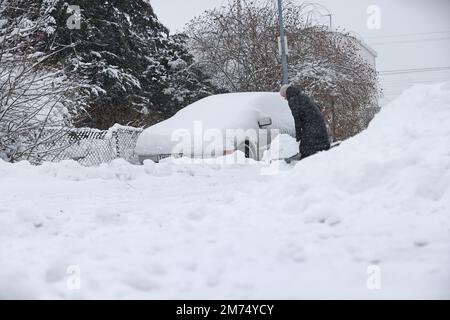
286,86,330,157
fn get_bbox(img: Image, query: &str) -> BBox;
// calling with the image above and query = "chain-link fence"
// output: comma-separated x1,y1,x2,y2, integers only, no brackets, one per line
34,126,143,166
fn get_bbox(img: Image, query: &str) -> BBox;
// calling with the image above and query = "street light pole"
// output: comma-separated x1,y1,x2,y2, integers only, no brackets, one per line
324,13,333,30
277,0,289,85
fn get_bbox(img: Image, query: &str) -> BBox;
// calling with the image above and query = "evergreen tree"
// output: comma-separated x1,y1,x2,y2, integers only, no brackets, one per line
2,0,219,129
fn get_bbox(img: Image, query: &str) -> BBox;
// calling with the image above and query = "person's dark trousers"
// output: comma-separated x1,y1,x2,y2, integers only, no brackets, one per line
285,144,330,163
300,143,330,160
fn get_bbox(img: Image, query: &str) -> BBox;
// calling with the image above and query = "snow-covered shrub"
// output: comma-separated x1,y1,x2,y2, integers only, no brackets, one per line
0,0,79,162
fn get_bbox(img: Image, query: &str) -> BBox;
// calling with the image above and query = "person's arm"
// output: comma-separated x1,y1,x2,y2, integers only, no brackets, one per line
289,97,302,142
296,127,302,142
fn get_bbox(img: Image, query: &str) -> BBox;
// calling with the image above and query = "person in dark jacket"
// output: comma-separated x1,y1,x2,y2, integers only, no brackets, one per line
280,84,330,160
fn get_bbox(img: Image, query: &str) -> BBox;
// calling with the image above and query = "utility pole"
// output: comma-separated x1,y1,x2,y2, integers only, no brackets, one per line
277,0,289,85
236,0,242,18
324,13,333,30
236,0,243,89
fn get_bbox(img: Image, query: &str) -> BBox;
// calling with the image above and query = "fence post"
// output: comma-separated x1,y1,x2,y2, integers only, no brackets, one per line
113,130,120,159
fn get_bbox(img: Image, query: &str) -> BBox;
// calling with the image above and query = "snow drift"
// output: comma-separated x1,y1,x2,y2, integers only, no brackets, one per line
0,83,449,299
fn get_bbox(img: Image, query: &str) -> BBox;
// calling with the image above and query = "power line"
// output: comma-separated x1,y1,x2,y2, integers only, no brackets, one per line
382,80,450,87
382,82,448,95
379,66,450,75
382,71,450,77
382,79,449,89
371,36,450,46
381,78,449,89
382,76,450,83
366,30,450,39
383,75,450,81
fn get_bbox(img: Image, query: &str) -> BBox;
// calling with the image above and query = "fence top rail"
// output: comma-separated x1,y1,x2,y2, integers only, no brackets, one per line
42,125,143,135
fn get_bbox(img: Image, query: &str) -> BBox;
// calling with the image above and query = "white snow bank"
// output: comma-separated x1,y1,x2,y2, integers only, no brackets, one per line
262,133,299,161
258,82,450,297
0,83,449,299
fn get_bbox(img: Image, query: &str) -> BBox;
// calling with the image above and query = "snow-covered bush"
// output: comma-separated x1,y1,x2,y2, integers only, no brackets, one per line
0,0,79,162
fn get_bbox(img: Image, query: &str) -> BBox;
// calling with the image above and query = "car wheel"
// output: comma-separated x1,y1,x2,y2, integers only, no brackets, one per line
237,140,258,160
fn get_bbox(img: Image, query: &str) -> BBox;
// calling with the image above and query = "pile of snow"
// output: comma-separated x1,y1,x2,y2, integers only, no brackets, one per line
104,123,143,139
0,83,449,299
262,133,299,161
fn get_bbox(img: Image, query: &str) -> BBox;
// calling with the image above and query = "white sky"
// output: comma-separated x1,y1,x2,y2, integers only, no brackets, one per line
151,0,450,104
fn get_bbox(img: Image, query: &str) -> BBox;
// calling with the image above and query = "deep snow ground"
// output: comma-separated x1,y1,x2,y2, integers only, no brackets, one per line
0,83,449,299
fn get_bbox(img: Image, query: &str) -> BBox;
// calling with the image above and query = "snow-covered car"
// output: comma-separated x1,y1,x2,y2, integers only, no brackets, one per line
135,92,295,163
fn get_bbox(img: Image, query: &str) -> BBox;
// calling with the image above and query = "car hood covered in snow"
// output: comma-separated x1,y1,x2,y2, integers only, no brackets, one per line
135,92,295,155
